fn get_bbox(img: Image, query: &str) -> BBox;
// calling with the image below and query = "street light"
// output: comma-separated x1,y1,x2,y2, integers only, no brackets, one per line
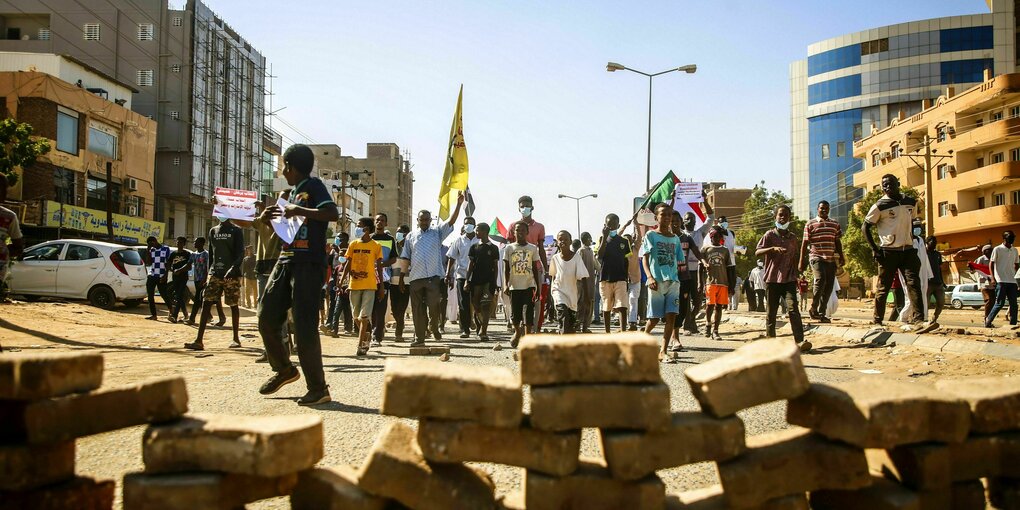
558,193,598,239
606,61,697,191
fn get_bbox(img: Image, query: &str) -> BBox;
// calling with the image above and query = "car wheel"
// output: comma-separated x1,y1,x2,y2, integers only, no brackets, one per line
88,286,116,310
122,298,143,309
951,299,963,310
21,294,42,302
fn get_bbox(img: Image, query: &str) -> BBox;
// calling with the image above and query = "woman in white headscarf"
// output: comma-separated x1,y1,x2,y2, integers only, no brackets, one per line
898,221,933,324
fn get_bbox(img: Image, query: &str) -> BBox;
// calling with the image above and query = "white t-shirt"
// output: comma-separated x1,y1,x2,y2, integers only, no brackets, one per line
550,252,590,311
990,244,1019,285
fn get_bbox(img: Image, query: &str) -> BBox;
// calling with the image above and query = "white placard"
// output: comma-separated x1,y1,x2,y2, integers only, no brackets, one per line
674,182,704,204
212,187,258,221
271,198,304,244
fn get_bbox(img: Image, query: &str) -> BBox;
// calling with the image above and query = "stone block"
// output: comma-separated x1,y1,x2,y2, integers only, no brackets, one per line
0,441,75,491
867,432,1020,490
935,376,1020,433
357,422,496,510
498,491,525,510
0,377,188,444
989,477,1020,510
122,471,298,510
684,339,809,418
524,457,665,510
429,346,450,355
599,412,745,480
0,476,114,510
290,466,390,510
518,332,661,385
670,485,809,510
409,346,431,355
381,359,521,427
0,352,103,400
810,476,921,510
142,413,323,477
787,379,970,448
945,479,986,510
530,383,671,431
717,427,870,508
418,417,580,476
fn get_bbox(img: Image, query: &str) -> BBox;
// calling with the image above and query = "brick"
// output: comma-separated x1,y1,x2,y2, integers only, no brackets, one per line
518,332,661,385
684,339,809,418
142,413,323,477
717,427,870,508
530,383,670,431
0,441,75,491
524,457,665,510
418,417,580,476
599,412,745,480
670,485,809,510
357,422,496,510
122,471,298,510
498,491,525,510
787,379,970,448
810,476,921,510
0,352,102,400
290,466,390,510
429,346,451,355
409,346,431,355
989,477,1020,510
867,432,1020,490
0,377,188,444
381,359,521,427
0,476,114,510
935,376,1020,433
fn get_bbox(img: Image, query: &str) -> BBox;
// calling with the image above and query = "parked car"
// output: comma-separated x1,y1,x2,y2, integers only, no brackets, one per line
943,284,956,304
9,239,147,309
950,284,984,310
132,245,198,298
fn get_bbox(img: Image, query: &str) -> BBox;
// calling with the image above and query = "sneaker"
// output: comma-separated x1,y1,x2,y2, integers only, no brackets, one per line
167,316,178,324
215,319,226,327
370,340,382,348
669,343,686,353
712,333,723,341
409,339,426,347
183,342,204,351
705,330,713,339
297,388,331,406
459,332,471,339
798,340,813,353
356,348,368,356
258,367,300,395
628,323,637,331
255,353,268,363
145,315,158,321
819,316,832,323
433,332,443,341
228,341,242,349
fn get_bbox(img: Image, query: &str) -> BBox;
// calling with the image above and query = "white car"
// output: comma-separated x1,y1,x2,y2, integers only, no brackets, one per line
9,239,147,309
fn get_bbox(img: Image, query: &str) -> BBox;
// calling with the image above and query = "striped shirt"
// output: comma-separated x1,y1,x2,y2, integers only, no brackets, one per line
400,222,455,282
803,217,842,261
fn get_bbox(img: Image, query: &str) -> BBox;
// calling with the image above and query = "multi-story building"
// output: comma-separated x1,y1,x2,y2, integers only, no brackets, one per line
261,126,282,197
0,0,267,240
704,182,753,230
852,72,1020,283
790,2,1017,225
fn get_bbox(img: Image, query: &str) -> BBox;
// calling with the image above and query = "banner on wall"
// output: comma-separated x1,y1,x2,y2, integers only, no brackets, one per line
43,201,165,243
212,187,258,221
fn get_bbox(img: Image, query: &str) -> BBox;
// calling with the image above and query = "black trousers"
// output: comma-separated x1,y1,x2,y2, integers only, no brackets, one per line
169,276,189,319
511,289,536,326
679,278,697,332
409,277,444,341
456,278,471,334
556,304,576,334
372,283,390,341
809,259,837,317
389,283,410,338
874,248,923,324
258,262,326,393
766,281,804,344
146,275,169,317
754,289,766,312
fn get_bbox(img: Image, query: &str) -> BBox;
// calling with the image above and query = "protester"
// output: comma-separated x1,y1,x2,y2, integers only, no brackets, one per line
503,221,542,347
749,260,765,312
702,226,732,341
0,177,24,301
642,203,685,360
550,230,590,334
596,214,631,333
755,204,811,352
986,230,1020,328
976,244,996,319
506,196,547,333
797,278,809,312
679,207,712,333
400,194,465,346
799,200,844,323
925,236,945,324
324,238,349,337
704,215,736,293
338,217,384,355
371,213,398,347
742,273,755,311
389,225,412,341
730,275,742,311
671,209,702,349
465,222,500,340
863,174,924,326
578,231,598,333
186,217,244,351
166,236,192,323
255,144,338,406
623,233,642,331
897,220,933,327
187,237,216,325
144,236,171,321
242,246,257,308
446,216,480,339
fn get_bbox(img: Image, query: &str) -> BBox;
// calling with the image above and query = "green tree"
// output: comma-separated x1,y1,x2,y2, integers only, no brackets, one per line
732,184,806,281
0,118,51,188
842,187,921,279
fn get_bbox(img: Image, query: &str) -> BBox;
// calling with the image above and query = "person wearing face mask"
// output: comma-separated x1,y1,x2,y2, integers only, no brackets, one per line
369,213,398,347
863,174,924,326
985,230,1020,328
446,216,481,339
597,213,632,334
755,204,811,353
679,203,714,334
670,210,702,350
924,236,945,324
799,200,844,323
748,260,766,312
507,196,548,333
389,225,412,341
896,220,933,327
339,217,385,356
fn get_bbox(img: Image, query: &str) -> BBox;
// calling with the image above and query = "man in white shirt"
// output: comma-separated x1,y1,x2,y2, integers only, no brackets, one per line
986,230,1020,328
446,217,480,339
748,261,766,312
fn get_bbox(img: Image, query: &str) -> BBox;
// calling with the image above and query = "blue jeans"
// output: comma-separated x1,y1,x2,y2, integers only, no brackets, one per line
986,282,1019,326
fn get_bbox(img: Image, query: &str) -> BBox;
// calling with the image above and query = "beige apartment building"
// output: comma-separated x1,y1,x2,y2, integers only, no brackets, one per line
704,183,753,230
853,71,1020,282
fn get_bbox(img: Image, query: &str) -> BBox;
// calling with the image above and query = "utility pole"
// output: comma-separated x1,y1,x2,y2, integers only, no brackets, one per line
905,134,951,237
105,161,114,241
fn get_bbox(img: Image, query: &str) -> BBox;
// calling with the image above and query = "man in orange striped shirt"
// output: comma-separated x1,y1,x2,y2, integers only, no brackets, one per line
799,200,844,323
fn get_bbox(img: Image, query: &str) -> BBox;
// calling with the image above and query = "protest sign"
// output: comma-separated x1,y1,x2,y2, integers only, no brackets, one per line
212,187,258,221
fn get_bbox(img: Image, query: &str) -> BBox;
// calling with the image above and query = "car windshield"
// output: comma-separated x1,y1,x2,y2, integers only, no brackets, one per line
115,249,144,265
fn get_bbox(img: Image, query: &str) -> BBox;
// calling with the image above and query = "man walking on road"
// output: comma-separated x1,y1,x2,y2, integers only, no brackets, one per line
186,217,244,350
144,236,171,321
986,230,1020,328
578,231,598,333
976,244,996,320
799,200,844,323
755,204,811,353
504,221,542,348
597,214,631,334
339,217,384,355
506,196,547,333
748,261,765,312
370,213,398,347
925,236,946,324
642,203,685,361
389,225,412,341
863,174,924,326
167,236,192,323
446,216,480,339
187,237,216,325
466,222,500,341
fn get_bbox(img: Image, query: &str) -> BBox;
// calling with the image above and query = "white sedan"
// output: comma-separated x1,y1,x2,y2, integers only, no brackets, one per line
9,239,147,309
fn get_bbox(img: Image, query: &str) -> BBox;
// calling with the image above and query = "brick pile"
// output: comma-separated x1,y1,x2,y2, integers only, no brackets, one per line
0,352,188,509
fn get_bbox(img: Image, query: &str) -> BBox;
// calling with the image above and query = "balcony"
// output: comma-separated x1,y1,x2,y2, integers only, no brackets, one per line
934,160,1020,193
935,204,1020,235
942,116,1020,153
0,39,51,52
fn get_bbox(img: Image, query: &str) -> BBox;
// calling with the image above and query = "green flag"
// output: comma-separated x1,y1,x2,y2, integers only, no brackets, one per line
638,171,679,211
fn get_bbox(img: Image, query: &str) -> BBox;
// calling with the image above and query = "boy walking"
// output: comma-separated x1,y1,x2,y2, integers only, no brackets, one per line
642,203,685,361
596,213,631,333
702,227,732,341
503,221,542,348
167,236,192,323
186,218,244,350
338,217,384,355
550,230,591,334
466,222,500,341
756,205,811,352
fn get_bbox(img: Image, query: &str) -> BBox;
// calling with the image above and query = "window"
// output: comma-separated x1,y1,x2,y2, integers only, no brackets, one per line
976,118,984,128
38,28,50,41
938,201,950,217
53,168,75,205
978,197,986,209
87,123,118,159
56,109,78,154
937,164,948,179
872,152,880,167
977,157,985,167
891,144,901,159
137,23,153,41
86,176,120,211
853,123,863,140
836,141,846,157
1011,106,1020,118
83,23,100,41
136,69,153,87
992,111,1004,121
169,111,179,120
170,63,181,73
807,74,862,105
821,144,830,159
993,152,1005,164
23,244,64,261
937,126,948,142
65,244,101,261
995,193,1006,206
1014,190,1020,205
173,157,180,166
860,37,889,56
172,16,183,27
1013,148,1020,161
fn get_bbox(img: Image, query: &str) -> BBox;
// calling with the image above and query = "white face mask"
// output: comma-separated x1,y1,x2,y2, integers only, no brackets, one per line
520,206,533,217
775,221,790,230
395,232,405,242
464,224,476,234
355,227,365,238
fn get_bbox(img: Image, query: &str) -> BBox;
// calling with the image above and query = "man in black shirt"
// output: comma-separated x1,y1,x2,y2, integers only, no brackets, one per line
925,236,945,323
596,213,631,333
466,222,500,341
257,144,339,407
186,218,244,350
370,213,398,346
167,236,192,323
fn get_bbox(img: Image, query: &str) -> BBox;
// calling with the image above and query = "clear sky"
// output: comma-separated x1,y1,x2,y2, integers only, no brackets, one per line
208,0,986,236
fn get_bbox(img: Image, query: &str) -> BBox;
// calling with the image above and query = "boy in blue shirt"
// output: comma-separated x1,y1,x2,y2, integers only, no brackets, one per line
641,203,685,361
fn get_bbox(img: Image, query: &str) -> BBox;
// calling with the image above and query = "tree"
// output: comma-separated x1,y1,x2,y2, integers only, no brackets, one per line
0,118,51,189
842,187,920,279
732,184,806,281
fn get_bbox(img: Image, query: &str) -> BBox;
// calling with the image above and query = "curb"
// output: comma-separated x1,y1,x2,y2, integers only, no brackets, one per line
726,314,1020,361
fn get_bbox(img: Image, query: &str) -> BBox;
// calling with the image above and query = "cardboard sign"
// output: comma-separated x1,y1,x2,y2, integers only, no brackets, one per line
674,182,703,204
212,187,258,221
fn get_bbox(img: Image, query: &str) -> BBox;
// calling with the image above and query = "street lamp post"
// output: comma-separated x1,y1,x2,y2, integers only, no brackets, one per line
557,193,598,239
607,62,696,192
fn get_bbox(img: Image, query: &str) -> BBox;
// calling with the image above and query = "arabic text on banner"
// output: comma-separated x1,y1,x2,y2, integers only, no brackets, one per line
213,187,258,221
674,182,704,204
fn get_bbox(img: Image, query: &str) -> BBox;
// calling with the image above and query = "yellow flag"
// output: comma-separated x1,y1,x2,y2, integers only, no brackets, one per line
439,85,469,219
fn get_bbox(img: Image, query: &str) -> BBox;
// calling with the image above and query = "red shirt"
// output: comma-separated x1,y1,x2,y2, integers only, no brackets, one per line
506,217,546,247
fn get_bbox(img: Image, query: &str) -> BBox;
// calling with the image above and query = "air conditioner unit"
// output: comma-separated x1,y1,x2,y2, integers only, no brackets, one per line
128,205,138,216
127,177,138,191
949,204,958,213
880,152,891,160
946,165,956,176
947,127,956,135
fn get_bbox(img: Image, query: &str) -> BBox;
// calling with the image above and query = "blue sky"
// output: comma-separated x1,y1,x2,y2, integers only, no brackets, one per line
210,0,986,235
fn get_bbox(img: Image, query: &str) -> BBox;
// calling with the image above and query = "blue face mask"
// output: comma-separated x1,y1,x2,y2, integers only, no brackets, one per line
464,224,476,234
336,256,347,263
720,221,729,230
395,232,405,242
913,227,922,237
333,238,341,246
609,230,618,237
355,227,365,238
776,221,790,230
520,206,533,217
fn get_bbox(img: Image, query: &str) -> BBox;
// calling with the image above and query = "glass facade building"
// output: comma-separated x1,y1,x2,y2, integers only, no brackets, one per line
790,4,1018,225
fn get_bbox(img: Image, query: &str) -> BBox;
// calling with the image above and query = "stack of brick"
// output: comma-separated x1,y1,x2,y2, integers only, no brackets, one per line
0,352,188,509
799,376,1020,510
123,412,324,509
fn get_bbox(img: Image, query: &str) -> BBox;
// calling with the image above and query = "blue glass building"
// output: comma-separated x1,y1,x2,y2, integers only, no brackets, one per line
790,5,1017,225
